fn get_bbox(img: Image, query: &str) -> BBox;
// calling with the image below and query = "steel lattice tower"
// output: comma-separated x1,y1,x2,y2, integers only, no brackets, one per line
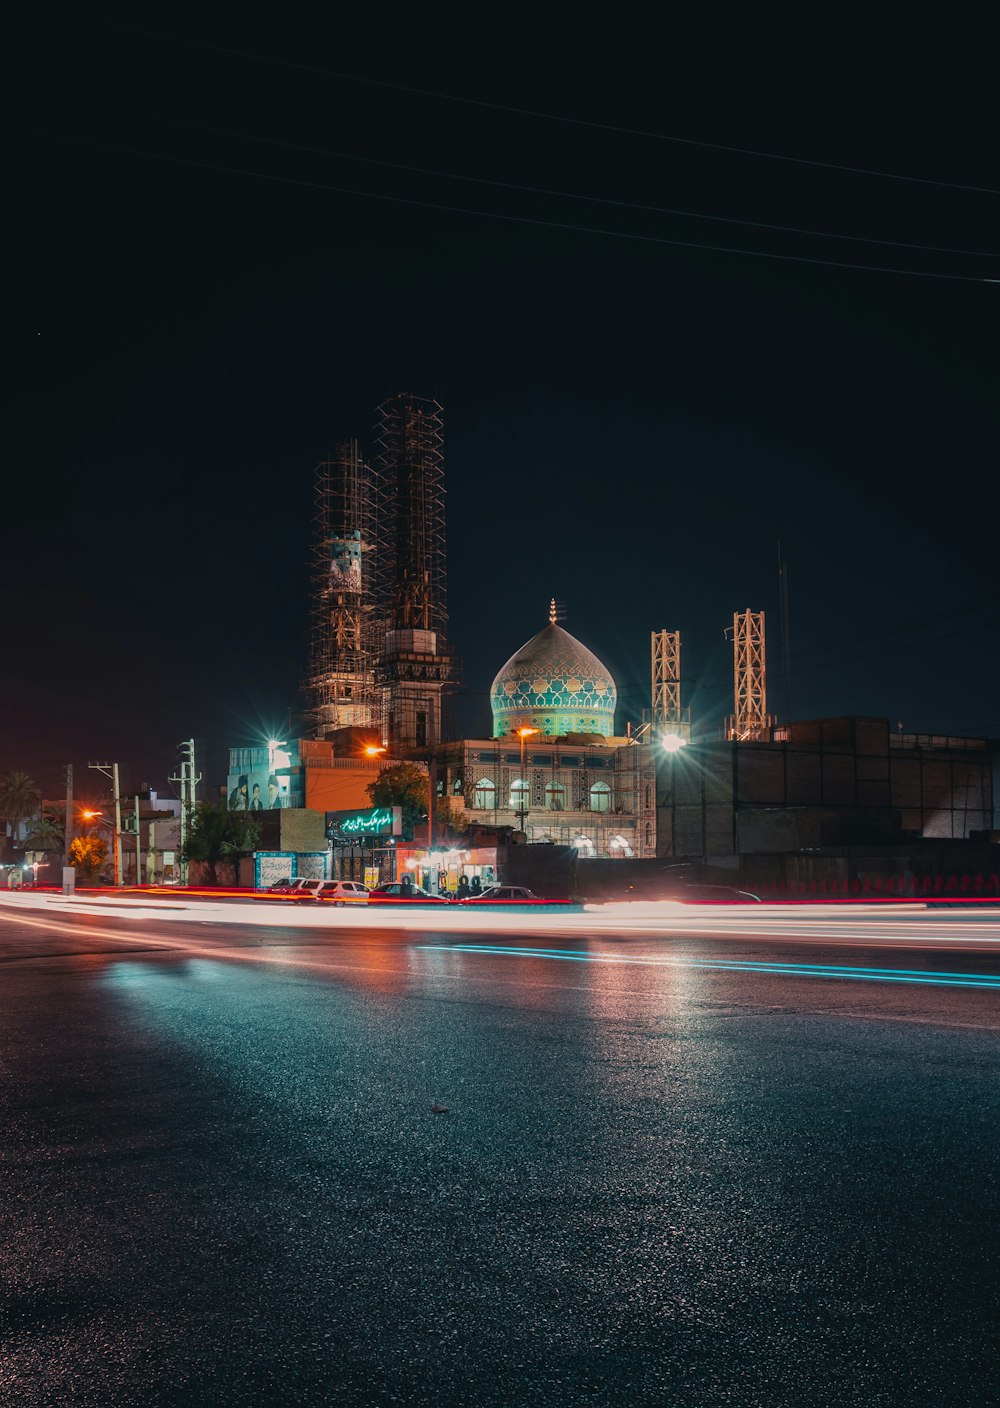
651,630,682,725
725,609,772,741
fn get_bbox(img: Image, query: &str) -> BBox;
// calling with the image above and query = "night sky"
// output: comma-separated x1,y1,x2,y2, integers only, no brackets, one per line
10,12,999,799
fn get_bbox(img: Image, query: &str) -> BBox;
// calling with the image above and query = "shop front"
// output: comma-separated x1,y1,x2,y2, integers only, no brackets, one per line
326,805,403,887
394,845,499,897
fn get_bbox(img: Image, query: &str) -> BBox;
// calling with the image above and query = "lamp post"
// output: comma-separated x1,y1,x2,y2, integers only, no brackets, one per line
81,808,117,885
515,727,539,837
363,746,387,878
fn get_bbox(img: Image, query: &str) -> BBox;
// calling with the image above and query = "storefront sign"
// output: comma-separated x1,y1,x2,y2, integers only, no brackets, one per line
326,806,402,840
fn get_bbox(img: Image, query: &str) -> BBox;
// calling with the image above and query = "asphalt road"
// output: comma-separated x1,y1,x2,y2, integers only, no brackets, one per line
2,898,999,1406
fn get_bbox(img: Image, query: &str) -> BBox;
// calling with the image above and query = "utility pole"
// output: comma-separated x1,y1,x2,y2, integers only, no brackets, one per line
88,762,124,886
134,795,141,888
169,739,201,885
63,763,75,895
778,539,792,723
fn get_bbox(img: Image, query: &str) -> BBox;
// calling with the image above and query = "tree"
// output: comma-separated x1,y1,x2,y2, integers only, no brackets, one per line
69,834,107,884
21,815,65,852
366,762,428,841
435,797,468,840
182,803,261,885
0,770,41,843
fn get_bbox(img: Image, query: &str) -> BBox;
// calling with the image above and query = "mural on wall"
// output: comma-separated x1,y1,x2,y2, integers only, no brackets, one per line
228,772,287,811
227,740,298,813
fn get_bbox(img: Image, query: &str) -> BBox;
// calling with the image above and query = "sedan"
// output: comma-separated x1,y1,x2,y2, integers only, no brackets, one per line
458,886,581,909
367,883,451,905
459,885,540,903
308,880,369,906
264,877,315,898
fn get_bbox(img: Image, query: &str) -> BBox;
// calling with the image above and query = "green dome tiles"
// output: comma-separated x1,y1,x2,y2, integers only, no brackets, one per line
491,621,617,738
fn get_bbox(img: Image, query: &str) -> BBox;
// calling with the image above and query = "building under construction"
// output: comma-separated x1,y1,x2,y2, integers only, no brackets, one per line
305,438,376,737
306,395,458,751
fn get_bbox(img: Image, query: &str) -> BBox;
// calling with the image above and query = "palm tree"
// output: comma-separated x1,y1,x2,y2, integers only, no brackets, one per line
0,771,41,844
21,814,65,853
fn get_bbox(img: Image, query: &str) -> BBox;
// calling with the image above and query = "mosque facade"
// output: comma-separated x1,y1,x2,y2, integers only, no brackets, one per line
430,603,656,859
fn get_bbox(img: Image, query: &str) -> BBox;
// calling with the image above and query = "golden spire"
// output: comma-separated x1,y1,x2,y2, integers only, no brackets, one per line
549,597,558,625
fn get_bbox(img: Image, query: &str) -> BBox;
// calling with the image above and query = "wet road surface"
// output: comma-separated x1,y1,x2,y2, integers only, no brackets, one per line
1,899,999,1405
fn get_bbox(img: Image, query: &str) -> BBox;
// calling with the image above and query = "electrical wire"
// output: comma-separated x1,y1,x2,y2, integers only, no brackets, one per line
85,17,1000,197
45,132,999,285
146,113,1000,262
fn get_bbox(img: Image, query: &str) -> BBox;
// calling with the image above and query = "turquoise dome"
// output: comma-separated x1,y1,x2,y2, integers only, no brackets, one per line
491,620,617,738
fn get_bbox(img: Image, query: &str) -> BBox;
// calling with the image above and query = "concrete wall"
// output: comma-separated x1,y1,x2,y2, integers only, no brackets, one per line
658,719,997,862
254,809,328,854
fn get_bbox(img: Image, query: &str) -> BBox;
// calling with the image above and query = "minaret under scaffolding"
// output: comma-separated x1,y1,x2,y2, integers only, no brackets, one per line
372,393,458,751
306,439,377,737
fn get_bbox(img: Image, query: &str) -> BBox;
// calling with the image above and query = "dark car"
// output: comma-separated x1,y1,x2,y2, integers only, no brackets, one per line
458,885,582,910
673,884,761,903
264,877,315,898
459,885,540,903
367,883,451,905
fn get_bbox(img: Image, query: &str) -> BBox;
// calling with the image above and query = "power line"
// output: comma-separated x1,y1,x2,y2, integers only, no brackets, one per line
150,113,1000,262
86,18,1000,198
47,132,1000,285
683,613,997,688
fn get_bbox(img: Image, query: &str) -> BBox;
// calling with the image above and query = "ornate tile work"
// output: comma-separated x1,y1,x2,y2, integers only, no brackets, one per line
491,622,617,739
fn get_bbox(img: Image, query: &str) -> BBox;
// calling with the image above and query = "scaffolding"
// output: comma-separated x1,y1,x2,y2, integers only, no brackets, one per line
305,439,377,737
651,629,690,741
373,393,449,637
725,609,772,741
372,394,457,749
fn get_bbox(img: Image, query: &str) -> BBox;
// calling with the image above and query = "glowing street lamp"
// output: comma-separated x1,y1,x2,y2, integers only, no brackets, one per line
515,726,539,835
660,733,687,754
364,745,387,758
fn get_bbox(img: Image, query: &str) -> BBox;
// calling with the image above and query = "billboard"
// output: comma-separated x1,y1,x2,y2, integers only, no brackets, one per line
229,772,289,812
227,742,297,813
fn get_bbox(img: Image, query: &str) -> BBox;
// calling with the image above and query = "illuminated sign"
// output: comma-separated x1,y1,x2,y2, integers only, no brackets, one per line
326,806,402,840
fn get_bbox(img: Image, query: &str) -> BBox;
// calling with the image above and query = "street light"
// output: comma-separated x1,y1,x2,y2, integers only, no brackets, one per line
515,726,539,836
364,745,387,757
79,809,119,885
661,733,687,754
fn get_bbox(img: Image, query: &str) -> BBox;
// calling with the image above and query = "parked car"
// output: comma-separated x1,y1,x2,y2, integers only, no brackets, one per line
265,877,314,897
307,880,369,906
459,885,541,903
367,882,451,905
674,884,761,903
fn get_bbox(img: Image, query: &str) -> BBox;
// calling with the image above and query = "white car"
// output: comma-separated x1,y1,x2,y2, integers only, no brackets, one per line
303,879,370,906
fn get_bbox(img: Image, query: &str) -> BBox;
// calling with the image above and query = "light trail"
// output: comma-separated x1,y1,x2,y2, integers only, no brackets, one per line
418,944,1000,990
2,893,1000,953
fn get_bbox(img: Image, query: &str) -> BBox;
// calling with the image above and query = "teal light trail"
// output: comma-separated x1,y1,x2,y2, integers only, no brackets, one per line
416,944,1000,990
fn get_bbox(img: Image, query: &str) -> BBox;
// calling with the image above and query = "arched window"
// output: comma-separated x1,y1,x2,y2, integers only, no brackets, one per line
473,778,496,810
590,782,611,813
644,821,654,850
572,834,596,856
609,834,634,858
452,776,463,795
545,782,566,811
644,783,653,810
510,779,529,811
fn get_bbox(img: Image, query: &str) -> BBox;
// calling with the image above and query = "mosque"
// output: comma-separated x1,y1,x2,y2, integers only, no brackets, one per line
429,600,656,861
